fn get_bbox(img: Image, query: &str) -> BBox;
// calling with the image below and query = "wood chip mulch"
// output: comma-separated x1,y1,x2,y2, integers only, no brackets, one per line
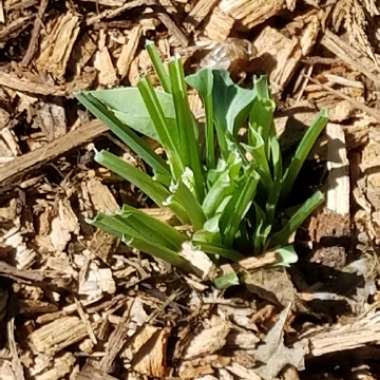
1,0,380,379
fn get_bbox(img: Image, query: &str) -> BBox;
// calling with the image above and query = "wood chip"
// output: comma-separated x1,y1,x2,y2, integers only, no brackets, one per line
0,71,63,96
0,120,107,191
253,26,301,93
35,353,75,380
132,326,170,377
117,25,142,80
157,12,189,47
21,0,49,66
183,317,230,359
220,0,284,29
36,13,80,78
76,366,119,380
204,7,235,41
28,316,88,355
186,0,220,26
320,30,380,88
326,123,350,216
305,311,380,357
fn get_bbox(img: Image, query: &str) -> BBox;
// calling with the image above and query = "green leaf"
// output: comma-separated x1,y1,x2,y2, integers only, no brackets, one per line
138,77,185,180
270,190,324,247
95,150,170,206
213,70,255,142
120,204,187,251
214,271,240,289
124,236,192,271
220,169,260,247
186,68,216,168
80,87,176,142
165,176,206,230
281,111,328,201
146,41,172,93
169,58,205,201
249,76,276,148
274,245,298,267
76,92,171,184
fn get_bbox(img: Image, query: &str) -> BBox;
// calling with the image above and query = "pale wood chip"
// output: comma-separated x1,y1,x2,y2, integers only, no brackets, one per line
0,0,4,23
7,316,25,380
35,353,75,380
132,326,170,378
36,13,80,78
204,7,235,41
0,360,17,380
220,0,284,29
28,316,87,355
186,0,219,26
117,25,142,80
76,365,119,380
179,242,215,280
253,26,301,94
36,102,67,141
303,311,380,357
94,46,118,86
49,198,79,252
326,123,350,216
86,177,119,213
78,263,116,300
183,317,230,359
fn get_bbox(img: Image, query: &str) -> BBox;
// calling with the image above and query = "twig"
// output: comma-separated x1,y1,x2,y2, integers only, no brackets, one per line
0,120,107,191
21,0,49,66
305,75,380,122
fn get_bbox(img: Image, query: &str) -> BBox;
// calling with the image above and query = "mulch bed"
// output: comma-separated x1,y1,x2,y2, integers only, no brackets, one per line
1,0,380,379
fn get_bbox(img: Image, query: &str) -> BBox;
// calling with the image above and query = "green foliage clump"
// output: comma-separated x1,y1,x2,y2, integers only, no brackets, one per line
76,42,327,286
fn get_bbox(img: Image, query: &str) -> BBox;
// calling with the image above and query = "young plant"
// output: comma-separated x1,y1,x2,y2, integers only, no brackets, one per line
76,42,327,287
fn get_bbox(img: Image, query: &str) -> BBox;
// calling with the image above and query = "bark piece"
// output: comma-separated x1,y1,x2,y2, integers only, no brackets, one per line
28,316,87,355
36,13,80,78
220,0,284,29
0,15,33,42
253,26,301,94
117,25,142,80
0,120,107,190
88,229,118,263
204,7,235,41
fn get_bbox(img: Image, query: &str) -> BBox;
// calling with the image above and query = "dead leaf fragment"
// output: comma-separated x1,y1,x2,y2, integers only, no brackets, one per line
255,305,306,380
